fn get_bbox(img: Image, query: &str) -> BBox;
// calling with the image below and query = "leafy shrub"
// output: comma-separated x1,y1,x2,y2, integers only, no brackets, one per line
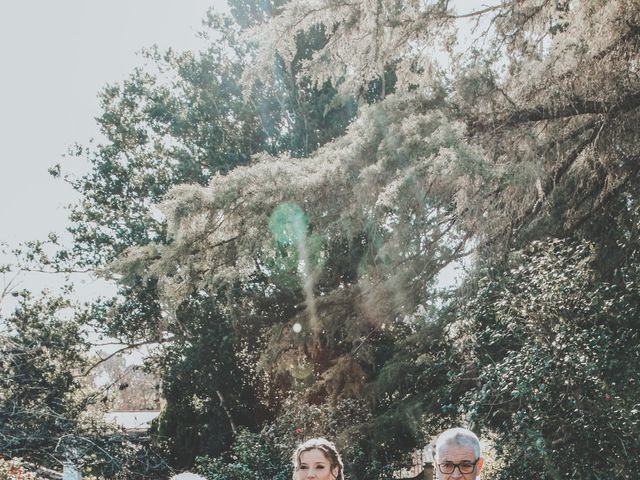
462,239,640,479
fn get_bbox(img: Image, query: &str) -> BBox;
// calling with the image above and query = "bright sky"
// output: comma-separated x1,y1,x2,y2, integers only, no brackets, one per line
0,1,226,247
0,1,227,312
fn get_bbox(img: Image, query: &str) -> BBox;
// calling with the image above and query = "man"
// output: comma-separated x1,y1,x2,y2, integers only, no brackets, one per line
433,427,484,479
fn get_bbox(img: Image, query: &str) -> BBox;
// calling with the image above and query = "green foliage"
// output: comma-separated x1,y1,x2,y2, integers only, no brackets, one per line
462,239,640,479
62,428,170,480
196,399,404,480
0,291,170,478
51,1,359,470
152,292,265,468
20,0,640,478
195,428,290,480
0,290,88,464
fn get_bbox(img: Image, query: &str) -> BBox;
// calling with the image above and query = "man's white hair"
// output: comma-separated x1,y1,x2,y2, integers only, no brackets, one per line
435,427,481,459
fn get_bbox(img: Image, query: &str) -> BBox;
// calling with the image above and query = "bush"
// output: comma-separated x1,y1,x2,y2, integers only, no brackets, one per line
462,239,640,479
195,429,289,480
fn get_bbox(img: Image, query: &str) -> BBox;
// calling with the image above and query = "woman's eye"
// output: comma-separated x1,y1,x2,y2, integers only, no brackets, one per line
299,466,308,470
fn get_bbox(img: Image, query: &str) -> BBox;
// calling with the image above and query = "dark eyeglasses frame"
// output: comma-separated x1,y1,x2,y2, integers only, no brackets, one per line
436,458,480,475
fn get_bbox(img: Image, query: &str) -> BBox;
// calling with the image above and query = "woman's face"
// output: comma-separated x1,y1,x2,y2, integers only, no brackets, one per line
295,448,338,480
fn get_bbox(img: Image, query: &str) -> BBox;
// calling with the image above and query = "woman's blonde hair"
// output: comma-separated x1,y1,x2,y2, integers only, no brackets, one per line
292,438,345,480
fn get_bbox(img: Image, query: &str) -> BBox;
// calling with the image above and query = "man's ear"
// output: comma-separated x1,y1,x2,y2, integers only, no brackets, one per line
475,457,484,474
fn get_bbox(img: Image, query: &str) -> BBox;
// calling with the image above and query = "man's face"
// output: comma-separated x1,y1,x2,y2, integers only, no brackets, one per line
435,444,484,480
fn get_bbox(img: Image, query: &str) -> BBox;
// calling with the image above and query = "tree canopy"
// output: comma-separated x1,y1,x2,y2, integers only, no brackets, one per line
3,1,639,479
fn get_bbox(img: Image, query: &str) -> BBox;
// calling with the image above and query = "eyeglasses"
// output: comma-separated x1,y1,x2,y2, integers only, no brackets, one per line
437,459,479,475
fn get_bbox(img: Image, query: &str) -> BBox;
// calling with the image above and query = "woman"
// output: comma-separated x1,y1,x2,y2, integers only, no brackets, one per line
292,438,345,480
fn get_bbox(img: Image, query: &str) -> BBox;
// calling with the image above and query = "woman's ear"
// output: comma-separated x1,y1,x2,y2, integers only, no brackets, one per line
331,466,340,479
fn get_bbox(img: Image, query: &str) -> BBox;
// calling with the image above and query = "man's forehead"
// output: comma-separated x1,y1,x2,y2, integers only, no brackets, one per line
437,443,477,459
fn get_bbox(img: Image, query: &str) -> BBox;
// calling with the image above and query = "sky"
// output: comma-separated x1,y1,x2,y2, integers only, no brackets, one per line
0,1,227,245
0,1,229,311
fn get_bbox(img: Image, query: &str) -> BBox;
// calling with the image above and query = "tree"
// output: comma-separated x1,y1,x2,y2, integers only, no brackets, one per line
243,0,640,257
0,289,88,465
0,289,170,479
125,0,640,477
460,239,640,479
87,352,160,411
111,88,482,474
51,0,362,469
30,0,639,477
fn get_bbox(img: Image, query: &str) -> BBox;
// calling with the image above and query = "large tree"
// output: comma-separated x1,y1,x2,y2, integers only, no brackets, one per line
7,0,631,477
112,77,482,474
113,0,640,477
49,0,362,469
241,0,640,254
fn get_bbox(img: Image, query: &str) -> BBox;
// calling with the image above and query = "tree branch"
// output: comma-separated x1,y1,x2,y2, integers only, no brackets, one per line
446,3,509,20
471,92,640,131
81,338,173,377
